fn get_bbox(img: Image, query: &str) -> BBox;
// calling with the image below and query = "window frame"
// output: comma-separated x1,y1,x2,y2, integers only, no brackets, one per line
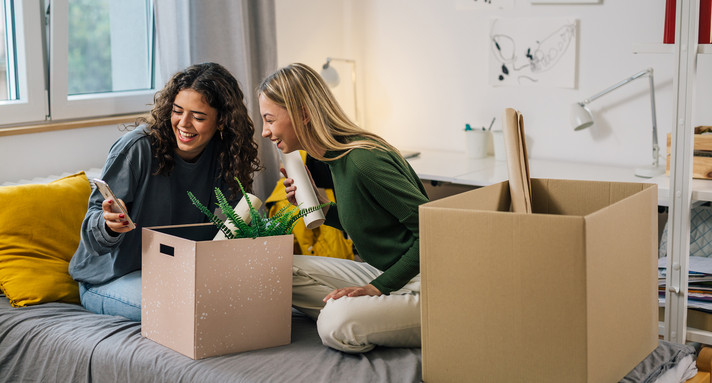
0,0,46,126
0,0,157,128
48,0,157,121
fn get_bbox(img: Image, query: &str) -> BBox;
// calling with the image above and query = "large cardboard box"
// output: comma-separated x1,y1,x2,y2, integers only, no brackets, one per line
420,179,658,383
141,223,293,359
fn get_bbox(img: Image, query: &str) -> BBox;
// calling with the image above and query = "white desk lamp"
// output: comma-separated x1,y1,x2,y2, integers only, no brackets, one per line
320,57,359,124
571,68,664,178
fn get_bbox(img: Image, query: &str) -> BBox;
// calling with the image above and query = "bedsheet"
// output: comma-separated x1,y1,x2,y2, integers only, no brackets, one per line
621,339,697,383
0,296,422,383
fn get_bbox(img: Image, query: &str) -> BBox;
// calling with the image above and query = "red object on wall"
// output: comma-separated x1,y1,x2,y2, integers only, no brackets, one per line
700,0,712,44
664,0,676,44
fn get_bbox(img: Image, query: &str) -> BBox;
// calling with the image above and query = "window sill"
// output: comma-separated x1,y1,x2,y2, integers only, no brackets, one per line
0,113,148,137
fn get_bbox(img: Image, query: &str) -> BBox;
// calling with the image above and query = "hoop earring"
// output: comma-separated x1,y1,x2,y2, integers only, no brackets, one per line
220,130,224,140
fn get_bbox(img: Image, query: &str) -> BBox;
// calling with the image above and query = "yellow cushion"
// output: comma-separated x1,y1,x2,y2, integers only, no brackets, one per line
0,172,91,307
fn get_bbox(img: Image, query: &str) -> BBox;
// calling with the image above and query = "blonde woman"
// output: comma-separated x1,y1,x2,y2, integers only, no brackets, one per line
258,63,428,353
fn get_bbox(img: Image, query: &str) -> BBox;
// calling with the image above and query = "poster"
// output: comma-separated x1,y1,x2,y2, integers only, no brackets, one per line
489,18,577,88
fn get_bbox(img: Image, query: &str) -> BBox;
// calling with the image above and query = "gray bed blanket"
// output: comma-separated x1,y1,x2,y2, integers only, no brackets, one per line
0,297,422,383
620,339,697,383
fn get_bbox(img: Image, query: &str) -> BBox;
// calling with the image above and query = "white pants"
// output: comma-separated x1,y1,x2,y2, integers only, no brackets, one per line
292,254,421,353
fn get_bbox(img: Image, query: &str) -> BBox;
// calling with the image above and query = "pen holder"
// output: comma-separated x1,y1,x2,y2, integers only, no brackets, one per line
465,130,490,159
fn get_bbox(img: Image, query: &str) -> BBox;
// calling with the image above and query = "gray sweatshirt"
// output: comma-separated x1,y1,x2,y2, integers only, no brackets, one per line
69,126,234,285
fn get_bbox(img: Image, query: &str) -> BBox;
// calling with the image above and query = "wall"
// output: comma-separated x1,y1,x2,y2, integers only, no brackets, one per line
0,125,125,183
274,0,358,120
3,1,711,184
275,0,712,168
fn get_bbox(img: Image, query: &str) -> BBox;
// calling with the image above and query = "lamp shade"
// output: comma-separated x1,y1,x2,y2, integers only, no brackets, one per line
320,65,340,87
570,103,594,131
319,57,359,124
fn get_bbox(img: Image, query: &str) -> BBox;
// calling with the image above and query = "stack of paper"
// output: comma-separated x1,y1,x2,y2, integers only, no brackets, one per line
502,108,532,213
659,256,712,312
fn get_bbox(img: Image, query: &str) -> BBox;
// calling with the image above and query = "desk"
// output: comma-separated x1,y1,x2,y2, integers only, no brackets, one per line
406,149,712,206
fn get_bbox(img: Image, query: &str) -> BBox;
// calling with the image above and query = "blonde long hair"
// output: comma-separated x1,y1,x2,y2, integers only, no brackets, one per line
258,63,399,161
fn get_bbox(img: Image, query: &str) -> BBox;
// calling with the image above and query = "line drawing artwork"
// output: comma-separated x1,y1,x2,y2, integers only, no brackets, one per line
489,18,577,88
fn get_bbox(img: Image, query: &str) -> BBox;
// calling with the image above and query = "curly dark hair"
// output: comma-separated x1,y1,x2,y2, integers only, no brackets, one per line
137,62,261,198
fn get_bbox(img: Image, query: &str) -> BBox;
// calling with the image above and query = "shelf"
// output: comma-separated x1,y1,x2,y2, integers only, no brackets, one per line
633,43,712,54
659,323,712,345
661,0,707,346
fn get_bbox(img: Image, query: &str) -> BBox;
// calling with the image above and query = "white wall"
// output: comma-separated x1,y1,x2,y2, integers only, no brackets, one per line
3,1,710,184
0,125,125,183
274,0,358,120
276,0,712,168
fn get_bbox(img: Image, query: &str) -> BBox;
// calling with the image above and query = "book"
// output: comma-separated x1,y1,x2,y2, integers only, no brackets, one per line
664,0,676,44
701,0,712,44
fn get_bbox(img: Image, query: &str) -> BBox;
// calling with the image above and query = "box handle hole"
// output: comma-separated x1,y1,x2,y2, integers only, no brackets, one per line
160,244,175,257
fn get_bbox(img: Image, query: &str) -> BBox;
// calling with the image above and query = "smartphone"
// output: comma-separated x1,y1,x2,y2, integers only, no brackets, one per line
92,179,136,230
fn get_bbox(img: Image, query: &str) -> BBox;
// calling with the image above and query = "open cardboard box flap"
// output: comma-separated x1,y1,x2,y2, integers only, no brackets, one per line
420,178,658,382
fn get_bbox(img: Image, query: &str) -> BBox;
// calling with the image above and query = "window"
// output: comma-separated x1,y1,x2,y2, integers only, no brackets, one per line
0,0,156,127
1,2,7,100
0,0,45,125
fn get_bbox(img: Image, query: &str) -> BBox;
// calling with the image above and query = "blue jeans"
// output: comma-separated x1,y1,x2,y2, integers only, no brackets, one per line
78,270,142,321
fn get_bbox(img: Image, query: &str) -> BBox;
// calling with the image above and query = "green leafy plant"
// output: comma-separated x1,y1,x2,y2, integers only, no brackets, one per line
188,177,332,240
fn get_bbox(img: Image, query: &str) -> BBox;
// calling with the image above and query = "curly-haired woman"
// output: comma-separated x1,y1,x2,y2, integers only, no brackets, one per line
69,62,260,321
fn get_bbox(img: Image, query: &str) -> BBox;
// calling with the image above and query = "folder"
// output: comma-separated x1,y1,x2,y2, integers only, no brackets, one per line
502,108,532,213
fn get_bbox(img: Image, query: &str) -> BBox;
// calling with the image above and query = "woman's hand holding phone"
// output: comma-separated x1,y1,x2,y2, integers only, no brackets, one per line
101,198,134,234
93,179,136,234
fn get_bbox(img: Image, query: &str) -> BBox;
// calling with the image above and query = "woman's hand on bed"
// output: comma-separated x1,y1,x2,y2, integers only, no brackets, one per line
102,198,134,235
323,284,382,302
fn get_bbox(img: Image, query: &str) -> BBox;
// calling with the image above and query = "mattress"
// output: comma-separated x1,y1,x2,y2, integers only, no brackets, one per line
0,296,422,383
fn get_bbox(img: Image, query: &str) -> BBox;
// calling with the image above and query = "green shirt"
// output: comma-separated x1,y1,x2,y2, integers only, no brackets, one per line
323,147,429,294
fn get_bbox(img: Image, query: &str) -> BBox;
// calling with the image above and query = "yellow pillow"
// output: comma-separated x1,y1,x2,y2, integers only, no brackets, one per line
0,172,91,307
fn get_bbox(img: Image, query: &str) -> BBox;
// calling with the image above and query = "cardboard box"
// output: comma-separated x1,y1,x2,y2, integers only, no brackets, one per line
659,306,712,333
666,133,712,179
141,223,293,359
420,179,658,383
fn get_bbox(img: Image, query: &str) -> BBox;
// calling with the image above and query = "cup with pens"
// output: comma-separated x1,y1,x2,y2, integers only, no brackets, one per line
464,117,495,159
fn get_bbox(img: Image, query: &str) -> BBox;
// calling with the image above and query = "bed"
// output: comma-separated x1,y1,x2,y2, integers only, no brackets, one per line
0,170,423,382
0,170,707,383
0,294,422,382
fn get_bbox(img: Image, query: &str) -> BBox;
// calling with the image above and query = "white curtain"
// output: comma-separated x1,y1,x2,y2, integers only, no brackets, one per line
154,0,281,199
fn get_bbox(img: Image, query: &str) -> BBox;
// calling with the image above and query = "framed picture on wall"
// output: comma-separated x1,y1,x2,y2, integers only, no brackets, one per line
489,17,578,88
531,0,600,3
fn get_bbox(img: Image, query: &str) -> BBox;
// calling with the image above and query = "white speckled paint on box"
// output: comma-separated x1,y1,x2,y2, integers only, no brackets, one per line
141,223,293,359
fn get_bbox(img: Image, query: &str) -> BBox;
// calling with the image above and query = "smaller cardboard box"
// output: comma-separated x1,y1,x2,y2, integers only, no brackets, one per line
666,132,712,179
141,223,293,359
659,306,712,333
420,179,658,383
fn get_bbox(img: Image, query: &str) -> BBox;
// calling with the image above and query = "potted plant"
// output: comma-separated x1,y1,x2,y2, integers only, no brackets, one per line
187,178,332,240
